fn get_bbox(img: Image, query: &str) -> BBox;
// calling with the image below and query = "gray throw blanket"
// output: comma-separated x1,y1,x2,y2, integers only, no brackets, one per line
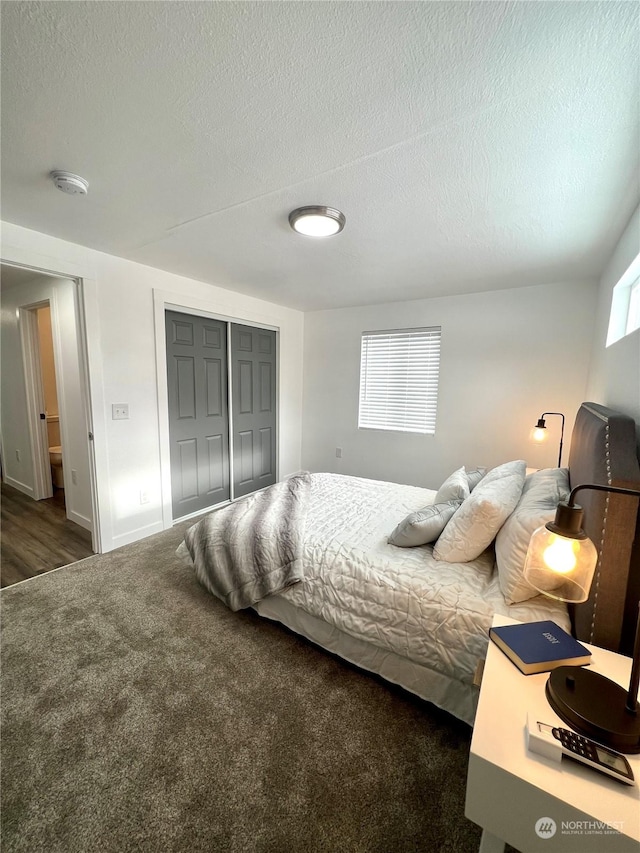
182,473,311,611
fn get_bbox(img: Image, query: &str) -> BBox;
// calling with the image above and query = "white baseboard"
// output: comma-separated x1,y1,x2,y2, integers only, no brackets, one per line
105,521,166,553
67,509,92,531
4,476,34,497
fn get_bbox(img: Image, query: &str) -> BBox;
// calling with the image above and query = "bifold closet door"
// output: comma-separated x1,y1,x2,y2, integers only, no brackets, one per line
166,311,230,518
231,324,277,499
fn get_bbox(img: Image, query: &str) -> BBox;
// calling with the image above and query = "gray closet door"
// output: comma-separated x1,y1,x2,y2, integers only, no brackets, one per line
231,324,277,499
166,311,230,517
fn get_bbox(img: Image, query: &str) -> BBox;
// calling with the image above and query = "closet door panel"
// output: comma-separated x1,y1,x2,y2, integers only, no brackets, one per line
166,311,230,518
259,427,273,477
231,324,276,498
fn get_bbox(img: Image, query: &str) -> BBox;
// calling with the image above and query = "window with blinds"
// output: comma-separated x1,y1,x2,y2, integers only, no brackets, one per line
358,327,441,434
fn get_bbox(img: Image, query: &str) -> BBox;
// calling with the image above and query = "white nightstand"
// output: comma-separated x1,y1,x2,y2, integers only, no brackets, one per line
465,615,640,853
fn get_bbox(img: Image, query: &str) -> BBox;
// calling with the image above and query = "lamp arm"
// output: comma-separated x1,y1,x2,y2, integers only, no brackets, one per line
558,415,564,468
627,603,640,714
568,483,640,507
539,412,565,466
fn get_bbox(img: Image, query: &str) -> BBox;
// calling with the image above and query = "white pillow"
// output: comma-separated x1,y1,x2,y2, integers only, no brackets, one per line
495,467,570,604
388,500,462,548
433,460,526,563
434,467,471,503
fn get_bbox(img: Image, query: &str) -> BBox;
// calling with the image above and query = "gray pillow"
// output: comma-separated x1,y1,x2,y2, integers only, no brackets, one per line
434,468,470,503
388,500,462,548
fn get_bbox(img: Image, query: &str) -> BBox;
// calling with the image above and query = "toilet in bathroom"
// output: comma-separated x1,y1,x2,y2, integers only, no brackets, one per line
49,446,64,489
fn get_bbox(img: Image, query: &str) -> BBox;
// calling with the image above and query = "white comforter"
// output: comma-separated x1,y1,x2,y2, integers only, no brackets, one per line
277,473,571,689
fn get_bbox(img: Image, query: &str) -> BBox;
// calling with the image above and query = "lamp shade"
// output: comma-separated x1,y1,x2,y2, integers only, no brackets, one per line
530,417,547,444
530,426,547,443
523,523,597,603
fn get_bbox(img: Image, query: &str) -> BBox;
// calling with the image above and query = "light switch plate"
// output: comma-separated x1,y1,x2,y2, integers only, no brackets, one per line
112,403,129,420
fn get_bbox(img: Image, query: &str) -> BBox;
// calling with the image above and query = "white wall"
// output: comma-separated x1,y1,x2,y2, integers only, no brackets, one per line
5,211,631,553
1,221,304,552
586,204,640,426
1,274,93,530
302,280,599,489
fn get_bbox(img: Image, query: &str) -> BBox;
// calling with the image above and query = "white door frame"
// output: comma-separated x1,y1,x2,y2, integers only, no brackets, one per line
18,301,54,501
0,256,105,554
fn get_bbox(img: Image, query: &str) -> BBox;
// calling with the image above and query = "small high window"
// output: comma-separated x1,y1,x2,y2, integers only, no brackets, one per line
358,327,441,434
624,275,640,337
607,254,640,346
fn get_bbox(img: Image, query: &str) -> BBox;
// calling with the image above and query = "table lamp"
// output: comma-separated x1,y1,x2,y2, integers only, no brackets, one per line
530,411,565,467
523,483,640,753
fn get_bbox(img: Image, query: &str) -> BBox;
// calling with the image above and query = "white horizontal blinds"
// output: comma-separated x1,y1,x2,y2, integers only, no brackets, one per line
358,327,441,434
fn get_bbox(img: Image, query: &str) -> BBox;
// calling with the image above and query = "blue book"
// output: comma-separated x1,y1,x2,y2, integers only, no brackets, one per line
489,620,591,675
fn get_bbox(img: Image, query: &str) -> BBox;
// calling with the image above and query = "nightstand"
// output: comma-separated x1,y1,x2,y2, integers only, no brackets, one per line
465,615,640,853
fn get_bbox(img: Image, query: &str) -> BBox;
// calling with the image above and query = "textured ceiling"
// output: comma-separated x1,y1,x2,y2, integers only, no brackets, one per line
1,1,638,311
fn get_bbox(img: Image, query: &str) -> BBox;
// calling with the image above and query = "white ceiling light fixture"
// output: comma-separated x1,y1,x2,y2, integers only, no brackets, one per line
289,206,345,237
50,170,89,196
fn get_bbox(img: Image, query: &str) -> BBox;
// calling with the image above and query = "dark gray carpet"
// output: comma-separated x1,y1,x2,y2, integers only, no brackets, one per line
1,521,485,853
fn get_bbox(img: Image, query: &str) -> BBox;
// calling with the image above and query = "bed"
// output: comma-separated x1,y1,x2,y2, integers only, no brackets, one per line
180,402,640,725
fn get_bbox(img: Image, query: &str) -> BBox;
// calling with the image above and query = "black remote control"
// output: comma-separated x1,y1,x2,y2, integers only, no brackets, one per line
551,726,635,785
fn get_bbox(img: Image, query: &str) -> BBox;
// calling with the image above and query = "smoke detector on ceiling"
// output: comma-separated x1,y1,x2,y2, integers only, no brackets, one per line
50,170,89,196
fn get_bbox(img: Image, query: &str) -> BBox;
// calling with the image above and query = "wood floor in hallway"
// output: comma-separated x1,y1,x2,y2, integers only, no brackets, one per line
0,482,94,588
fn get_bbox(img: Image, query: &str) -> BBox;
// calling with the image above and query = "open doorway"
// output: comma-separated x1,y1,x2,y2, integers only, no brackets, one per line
36,303,63,495
0,264,97,586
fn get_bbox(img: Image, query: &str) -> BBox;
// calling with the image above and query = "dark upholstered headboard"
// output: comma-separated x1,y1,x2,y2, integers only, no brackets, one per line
569,403,640,655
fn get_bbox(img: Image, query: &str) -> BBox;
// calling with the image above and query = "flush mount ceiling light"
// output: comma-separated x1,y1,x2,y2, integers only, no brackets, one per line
288,206,345,237
50,170,89,196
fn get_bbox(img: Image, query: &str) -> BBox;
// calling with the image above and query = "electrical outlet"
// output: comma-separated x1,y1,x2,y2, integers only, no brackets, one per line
140,490,149,505
71,469,78,485
112,403,129,420
15,449,21,462
336,447,343,458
